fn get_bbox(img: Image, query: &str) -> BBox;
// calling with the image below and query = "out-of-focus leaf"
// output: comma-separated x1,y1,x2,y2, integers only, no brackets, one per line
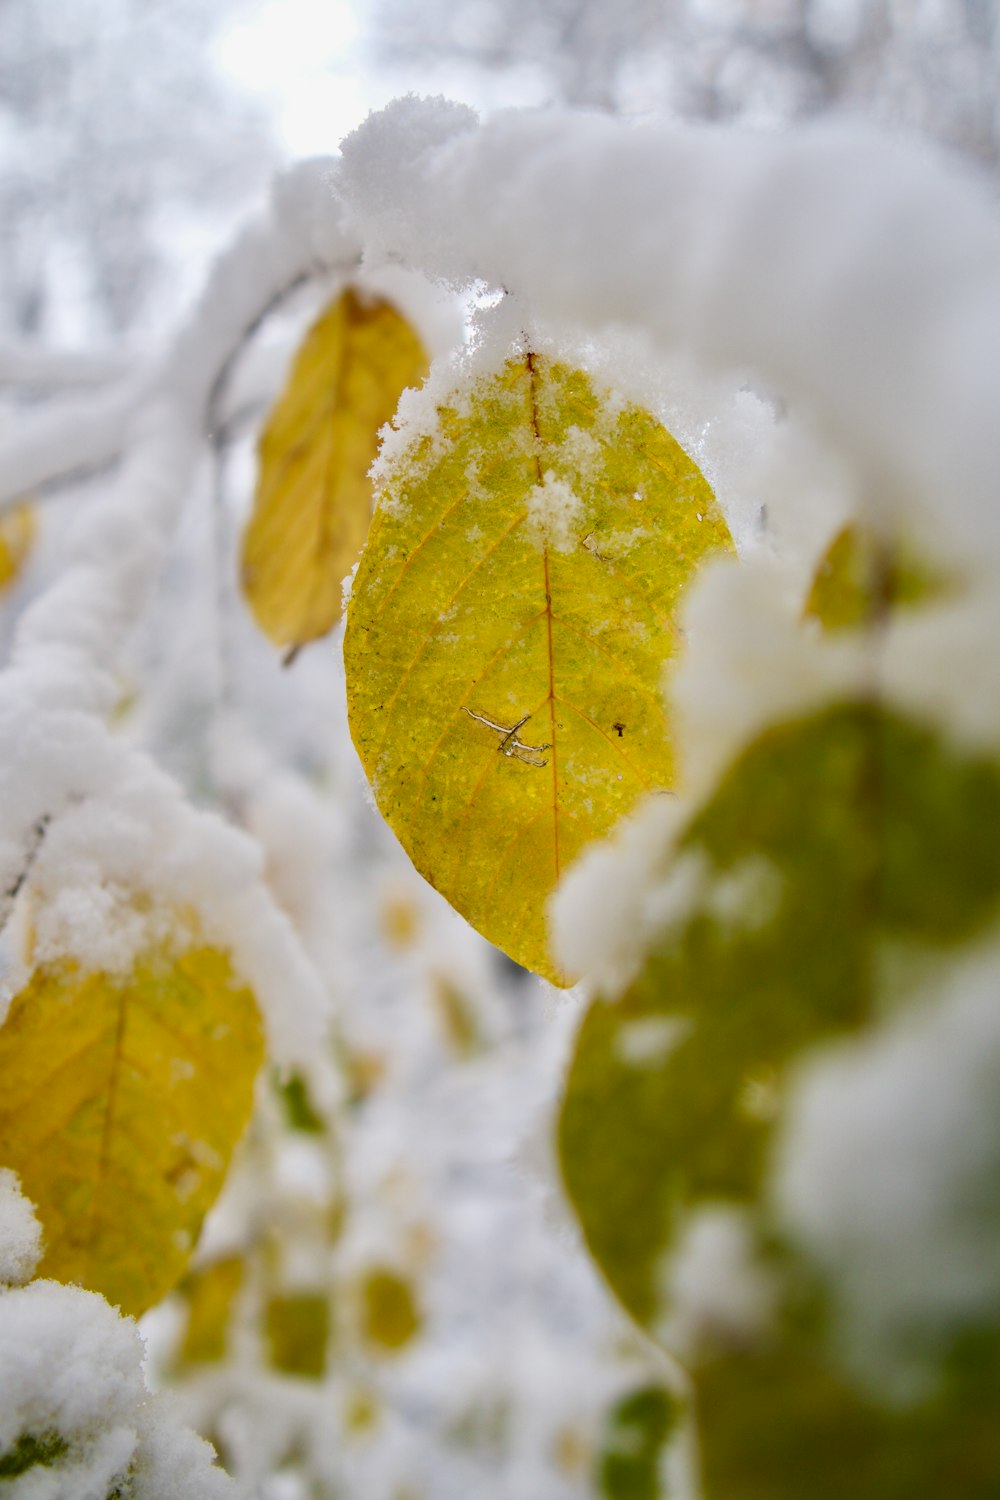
597,1384,678,1500
241,287,428,649
0,1431,68,1478
345,353,733,982
803,523,945,631
264,1291,330,1378
0,946,263,1317
560,703,1000,1328
360,1266,421,1352
344,1387,380,1434
0,503,37,593
698,1322,1000,1500
277,1070,325,1134
380,888,422,951
179,1254,245,1365
431,973,479,1057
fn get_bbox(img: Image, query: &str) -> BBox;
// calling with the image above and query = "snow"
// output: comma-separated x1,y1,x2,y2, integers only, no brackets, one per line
0,1172,42,1286
549,793,689,995
1,86,999,1498
524,472,582,553
774,938,1000,1396
656,1206,778,1359
339,100,1000,568
0,1281,230,1498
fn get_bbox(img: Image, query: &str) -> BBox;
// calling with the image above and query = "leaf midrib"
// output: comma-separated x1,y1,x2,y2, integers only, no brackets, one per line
526,350,562,881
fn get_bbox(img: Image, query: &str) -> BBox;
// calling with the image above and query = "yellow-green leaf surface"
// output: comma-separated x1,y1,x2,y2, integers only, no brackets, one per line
179,1254,245,1365
345,354,734,982
0,946,264,1317
241,287,428,648
265,1291,330,1378
804,522,945,631
697,1323,1000,1500
560,702,1000,1329
360,1265,421,1352
0,503,36,593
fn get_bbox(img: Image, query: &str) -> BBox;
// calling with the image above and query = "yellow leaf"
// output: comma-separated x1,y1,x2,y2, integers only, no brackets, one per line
264,1291,330,1378
0,946,264,1317
344,353,734,982
0,503,36,592
803,522,946,631
430,973,479,1056
179,1254,245,1365
241,287,429,649
360,1265,421,1352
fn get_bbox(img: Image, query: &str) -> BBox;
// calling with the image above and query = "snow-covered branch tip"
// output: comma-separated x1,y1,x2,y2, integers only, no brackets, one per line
336,98,1000,565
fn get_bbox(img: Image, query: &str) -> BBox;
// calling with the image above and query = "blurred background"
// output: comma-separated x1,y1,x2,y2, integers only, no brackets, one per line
1,0,997,348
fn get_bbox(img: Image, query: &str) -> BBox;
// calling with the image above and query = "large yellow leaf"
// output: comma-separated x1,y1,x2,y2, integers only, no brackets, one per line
344,353,734,982
241,287,429,649
0,946,264,1317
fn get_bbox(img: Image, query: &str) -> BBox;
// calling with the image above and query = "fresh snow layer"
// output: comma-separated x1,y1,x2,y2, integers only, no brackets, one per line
0,1171,42,1286
0,1281,231,1498
339,98,1000,569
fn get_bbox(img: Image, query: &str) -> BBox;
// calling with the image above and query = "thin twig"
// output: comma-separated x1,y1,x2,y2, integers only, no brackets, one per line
0,814,50,937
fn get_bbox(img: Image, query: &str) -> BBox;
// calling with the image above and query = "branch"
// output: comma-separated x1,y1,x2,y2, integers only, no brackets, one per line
0,377,145,509
6,158,356,697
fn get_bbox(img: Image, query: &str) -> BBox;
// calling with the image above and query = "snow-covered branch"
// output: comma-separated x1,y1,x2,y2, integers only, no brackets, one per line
0,341,133,391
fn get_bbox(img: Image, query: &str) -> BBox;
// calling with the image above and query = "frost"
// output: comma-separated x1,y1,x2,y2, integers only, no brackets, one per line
524,472,582,552
0,1172,42,1286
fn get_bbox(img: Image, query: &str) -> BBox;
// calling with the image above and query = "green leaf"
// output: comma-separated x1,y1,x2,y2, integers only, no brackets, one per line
597,1384,678,1500
560,702,1000,1328
345,352,734,982
697,1322,1000,1500
0,946,264,1317
0,1430,68,1478
277,1070,325,1134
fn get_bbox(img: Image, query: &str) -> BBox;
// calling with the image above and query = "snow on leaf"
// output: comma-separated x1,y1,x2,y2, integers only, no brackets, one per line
559,702,1000,1330
241,287,429,650
344,353,733,983
0,946,263,1317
